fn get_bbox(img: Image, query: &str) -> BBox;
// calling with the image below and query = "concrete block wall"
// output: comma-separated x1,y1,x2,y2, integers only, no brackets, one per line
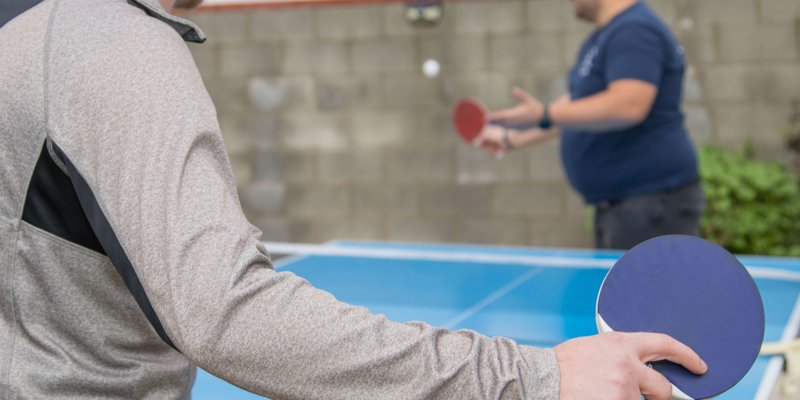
183,0,800,247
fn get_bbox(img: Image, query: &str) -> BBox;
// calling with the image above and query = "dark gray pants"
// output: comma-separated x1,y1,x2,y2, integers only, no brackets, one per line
594,180,706,250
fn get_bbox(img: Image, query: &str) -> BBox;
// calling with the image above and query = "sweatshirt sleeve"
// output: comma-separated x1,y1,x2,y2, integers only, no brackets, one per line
46,18,560,400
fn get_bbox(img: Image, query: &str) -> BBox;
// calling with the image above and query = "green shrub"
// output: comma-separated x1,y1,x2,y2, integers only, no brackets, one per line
699,146,800,256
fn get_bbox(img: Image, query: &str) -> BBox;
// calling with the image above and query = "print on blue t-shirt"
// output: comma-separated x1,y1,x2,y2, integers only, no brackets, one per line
560,1,699,204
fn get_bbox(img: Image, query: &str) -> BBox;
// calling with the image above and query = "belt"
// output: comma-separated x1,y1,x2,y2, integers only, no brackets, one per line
595,178,701,212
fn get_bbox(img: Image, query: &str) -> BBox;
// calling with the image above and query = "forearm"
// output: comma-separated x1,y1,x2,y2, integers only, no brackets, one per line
508,126,562,149
548,90,644,133
179,241,561,399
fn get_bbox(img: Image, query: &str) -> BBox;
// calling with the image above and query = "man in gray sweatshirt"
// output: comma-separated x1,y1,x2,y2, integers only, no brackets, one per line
0,0,705,398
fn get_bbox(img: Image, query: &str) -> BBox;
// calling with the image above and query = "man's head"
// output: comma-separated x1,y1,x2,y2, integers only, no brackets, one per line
161,0,203,11
569,0,602,22
570,0,638,25
174,0,203,9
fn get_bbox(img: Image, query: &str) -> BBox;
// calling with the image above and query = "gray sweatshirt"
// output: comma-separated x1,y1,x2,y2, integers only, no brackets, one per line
0,0,560,398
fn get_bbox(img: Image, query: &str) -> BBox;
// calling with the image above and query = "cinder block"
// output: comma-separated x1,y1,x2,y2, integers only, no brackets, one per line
757,64,800,101
452,0,525,35
218,114,281,154
219,43,282,79
531,72,569,103
316,77,383,111
419,184,493,217
526,139,565,181
313,218,384,242
351,112,414,149
324,217,384,242
352,185,419,217
284,41,349,76
684,105,715,145
760,0,800,22
382,2,454,36
713,103,793,149
218,115,252,155
704,65,800,101
648,0,678,25
530,216,593,248
188,44,217,79
493,182,566,218
702,65,758,101
318,152,383,183
416,111,466,148
253,218,313,243
238,181,287,216
563,29,594,67
228,153,254,187
691,0,757,24
205,79,248,113
718,23,797,62
419,35,487,72
382,76,444,109
252,8,314,41
527,0,584,32
490,34,564,71
385,148,454,183
242,115,282,149
678,26,717,64
247,76,315,111
316,5,383,39
187,11,247,44
252,150,316,182
386,218,458,242
352,39,417,74
456,146,527,184
564,188,588,219
457,219,529,246
281,113,350,151
387,217,530,245
284,185,350,217
683,71,705,103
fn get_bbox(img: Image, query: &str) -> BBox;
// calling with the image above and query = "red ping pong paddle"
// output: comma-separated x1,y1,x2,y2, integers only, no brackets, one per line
452,98,487,144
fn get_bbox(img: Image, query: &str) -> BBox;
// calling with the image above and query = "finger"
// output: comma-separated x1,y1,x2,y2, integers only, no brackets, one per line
487,106,531,125
511,86,535,103
639,363,673,400
634,333,708,375
480,142,500,156
487,108,518,123
472,136,484,147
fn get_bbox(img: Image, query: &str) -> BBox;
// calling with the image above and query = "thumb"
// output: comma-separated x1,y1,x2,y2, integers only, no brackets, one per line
511,86,535,104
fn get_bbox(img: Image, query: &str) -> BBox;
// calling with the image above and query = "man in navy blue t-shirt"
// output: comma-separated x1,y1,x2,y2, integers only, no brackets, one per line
475,0,704,250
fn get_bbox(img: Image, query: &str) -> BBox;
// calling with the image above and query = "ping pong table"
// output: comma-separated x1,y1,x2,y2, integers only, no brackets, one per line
192,240,800,400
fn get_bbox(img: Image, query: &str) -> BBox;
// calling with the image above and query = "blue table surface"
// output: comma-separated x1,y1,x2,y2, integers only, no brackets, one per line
193,240,800,400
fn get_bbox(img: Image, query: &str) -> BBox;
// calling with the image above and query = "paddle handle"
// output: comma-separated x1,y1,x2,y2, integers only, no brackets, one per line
760,339,800,397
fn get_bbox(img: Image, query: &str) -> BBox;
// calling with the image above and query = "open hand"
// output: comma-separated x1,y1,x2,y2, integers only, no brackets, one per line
555,332,707,400
488,87,545,126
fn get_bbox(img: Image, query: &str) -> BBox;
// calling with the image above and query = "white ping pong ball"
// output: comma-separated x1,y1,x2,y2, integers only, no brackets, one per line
422,58,440,78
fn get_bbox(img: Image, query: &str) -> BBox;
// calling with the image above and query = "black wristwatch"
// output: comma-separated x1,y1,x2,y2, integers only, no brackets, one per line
539,104,552,130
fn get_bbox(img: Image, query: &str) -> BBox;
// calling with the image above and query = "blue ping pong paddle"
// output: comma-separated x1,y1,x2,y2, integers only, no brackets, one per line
596,235,765,399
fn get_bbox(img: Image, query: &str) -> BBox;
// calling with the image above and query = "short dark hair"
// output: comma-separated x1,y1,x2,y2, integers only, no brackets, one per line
174,0,203,9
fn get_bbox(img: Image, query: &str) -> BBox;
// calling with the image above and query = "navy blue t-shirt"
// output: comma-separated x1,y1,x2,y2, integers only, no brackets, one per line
560,1,699,204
